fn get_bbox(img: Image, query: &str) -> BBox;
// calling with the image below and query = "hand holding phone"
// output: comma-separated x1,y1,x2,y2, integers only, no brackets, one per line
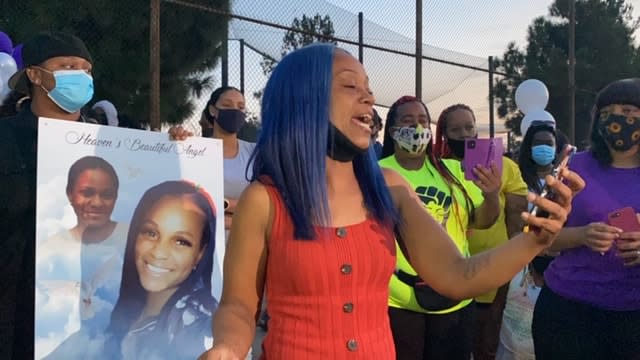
578,221,621,254
608,207,640,232
525,144,577,235
609,207,640,264
530,144,577,219
463,138,504,181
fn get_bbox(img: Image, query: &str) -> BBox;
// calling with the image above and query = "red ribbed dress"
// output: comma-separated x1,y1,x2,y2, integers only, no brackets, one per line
260,184,397,359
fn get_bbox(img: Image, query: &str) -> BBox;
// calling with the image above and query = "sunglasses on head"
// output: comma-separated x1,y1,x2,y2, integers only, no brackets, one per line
530,120,555,128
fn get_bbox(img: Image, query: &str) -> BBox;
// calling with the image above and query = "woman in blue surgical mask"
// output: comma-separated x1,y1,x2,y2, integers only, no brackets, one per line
518,124,557,204
494,124,559,360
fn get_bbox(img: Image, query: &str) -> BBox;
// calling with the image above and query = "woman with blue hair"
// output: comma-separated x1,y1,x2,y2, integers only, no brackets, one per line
198,43,583,360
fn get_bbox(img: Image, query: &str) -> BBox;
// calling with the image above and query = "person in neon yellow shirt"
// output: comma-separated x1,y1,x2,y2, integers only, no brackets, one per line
433,103,529,360
379,96,502,360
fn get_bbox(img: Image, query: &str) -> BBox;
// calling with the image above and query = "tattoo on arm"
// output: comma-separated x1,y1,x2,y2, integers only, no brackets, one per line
462,253,492,280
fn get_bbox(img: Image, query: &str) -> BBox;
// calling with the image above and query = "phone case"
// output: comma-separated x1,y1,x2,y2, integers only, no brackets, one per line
608,207,640,232
529,145,577,219
463,138,504,181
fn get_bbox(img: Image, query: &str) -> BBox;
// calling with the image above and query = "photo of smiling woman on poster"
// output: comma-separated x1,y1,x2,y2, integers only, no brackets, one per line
37,156,128,339
104,180,218,360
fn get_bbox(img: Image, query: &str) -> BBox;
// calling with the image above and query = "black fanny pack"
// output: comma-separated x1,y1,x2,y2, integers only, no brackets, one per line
395,269,459,312
531,255,554,275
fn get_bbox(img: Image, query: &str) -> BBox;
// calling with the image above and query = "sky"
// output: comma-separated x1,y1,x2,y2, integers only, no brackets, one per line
214,0,553,140
181,0,640,141
324,0,557,137
326,0,554,58
329,0,640,136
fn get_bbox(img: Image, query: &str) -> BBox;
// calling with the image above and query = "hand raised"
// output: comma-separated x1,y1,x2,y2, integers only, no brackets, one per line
522,168,585,245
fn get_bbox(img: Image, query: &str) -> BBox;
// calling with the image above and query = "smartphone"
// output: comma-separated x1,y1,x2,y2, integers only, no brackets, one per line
530,144,577,219
463,138,504,181
608,207,640,232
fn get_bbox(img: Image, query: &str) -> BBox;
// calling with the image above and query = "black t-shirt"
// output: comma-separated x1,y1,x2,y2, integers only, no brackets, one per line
0,103,81,359
0,103,38,359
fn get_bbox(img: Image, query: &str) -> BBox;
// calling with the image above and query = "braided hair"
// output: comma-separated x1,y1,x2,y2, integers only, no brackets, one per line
434,103,476,159
382,97,477,225
518,125,556,194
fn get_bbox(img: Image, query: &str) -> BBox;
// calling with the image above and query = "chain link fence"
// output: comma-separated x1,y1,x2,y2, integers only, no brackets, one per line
2,0,514,143
167,0,512,143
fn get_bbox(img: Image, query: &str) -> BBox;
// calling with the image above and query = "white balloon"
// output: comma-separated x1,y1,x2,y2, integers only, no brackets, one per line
0,52,18,88
515,79,549,115
0,77,7,100
520,109,556,136
0,78,11,102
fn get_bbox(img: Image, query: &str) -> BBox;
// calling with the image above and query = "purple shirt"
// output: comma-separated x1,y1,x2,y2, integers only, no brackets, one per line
545,151,640,311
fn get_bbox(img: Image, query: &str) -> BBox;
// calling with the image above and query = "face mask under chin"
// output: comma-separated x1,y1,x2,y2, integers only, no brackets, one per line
327,123,369,162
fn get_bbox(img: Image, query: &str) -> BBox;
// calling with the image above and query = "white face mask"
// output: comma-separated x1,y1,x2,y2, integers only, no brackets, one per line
391,124,432,154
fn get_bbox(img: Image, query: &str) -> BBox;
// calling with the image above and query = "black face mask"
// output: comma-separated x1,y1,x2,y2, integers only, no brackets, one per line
447,138,466,158
327,123,368,162
598,112,640,152
211,109,246,134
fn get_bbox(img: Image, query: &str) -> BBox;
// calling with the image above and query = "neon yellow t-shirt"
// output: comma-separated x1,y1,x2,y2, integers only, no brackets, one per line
467,156,528,303
379,155,483,314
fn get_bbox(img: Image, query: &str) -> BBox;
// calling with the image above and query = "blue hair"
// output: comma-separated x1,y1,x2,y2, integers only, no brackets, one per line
250,43,398,239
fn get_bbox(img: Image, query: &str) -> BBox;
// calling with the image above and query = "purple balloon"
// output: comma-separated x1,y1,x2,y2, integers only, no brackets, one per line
12,44,23,69
0,31,12,55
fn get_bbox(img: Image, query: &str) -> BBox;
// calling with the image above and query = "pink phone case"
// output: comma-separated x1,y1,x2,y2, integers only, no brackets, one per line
463,138,504,181
608,207,640,232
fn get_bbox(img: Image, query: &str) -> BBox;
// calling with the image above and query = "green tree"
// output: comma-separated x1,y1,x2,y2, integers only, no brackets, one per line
493,0,640,147
254,13,336,100
1,0,229,127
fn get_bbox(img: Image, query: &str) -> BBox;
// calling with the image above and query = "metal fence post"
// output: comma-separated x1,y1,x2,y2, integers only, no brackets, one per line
489,55,495,138
358,12,363,64
239,39,245,93
415,0,422,100
568,0,576,145
149,0,161,131
221,21,229,87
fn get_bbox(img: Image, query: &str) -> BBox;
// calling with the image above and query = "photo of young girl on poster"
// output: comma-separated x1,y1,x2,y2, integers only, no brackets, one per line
35,120,224,360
